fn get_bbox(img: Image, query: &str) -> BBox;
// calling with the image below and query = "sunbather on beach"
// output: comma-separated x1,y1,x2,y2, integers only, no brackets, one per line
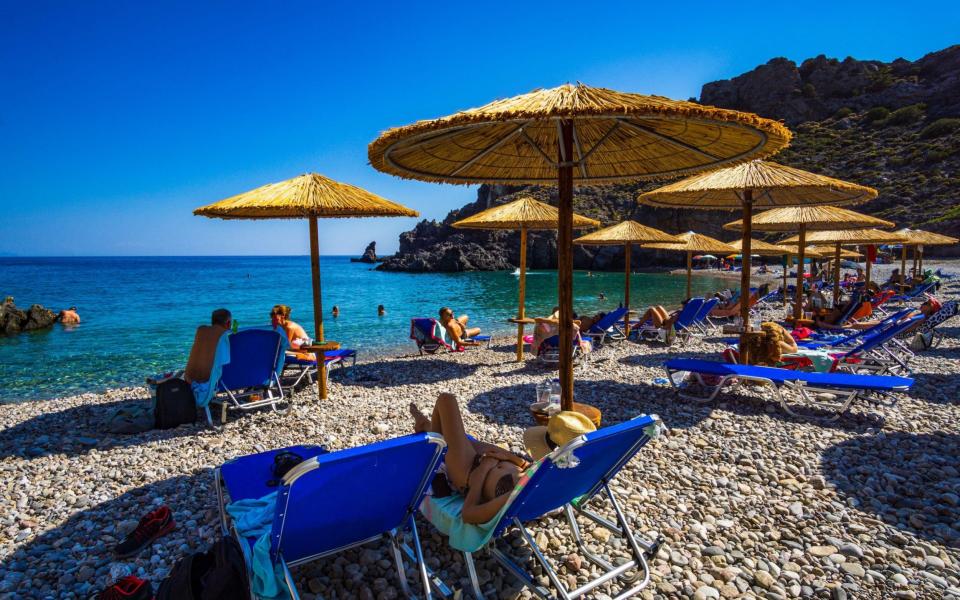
184,308,231,384
636,300,690,329
439,307,481,348
271,304,314,360
409,393,530,524
814,295,873,330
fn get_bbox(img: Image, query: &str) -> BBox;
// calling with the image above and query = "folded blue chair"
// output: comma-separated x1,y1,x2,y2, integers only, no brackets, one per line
216,433,446,599
692,297,720,334
410,318,491,354
420,414,665,599
889,280,937,303
206,329,287,428
582,307,628,346
282,348,357,390
665,358,913,420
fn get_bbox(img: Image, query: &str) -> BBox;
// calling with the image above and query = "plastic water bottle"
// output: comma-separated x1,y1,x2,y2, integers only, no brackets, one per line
109,563,133,581
549,378,561,412
232,319,239,334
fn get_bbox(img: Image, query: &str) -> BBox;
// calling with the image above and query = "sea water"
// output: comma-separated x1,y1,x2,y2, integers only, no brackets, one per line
0,256,731,402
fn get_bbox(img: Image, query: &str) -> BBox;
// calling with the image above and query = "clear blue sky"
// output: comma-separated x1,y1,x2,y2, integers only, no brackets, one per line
2,1,957,256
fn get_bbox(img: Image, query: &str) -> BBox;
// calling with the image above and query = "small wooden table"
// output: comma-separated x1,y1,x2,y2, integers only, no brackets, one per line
508,318,536,361
530,401,602,428
300,341,341,353
783,316,815,326
508,318,536,325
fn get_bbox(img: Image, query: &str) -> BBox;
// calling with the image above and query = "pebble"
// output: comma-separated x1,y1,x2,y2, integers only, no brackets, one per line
1,260,959,598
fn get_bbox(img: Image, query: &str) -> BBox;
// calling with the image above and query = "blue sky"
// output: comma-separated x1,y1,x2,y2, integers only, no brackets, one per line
1,1,958,256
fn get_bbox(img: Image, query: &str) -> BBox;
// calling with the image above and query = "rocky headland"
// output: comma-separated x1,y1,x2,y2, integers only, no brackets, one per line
379,45,960,273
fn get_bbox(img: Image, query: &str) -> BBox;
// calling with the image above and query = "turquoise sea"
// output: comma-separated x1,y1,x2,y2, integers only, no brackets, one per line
0,256,732,403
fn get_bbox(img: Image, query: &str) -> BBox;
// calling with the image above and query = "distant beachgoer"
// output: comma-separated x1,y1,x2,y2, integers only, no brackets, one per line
332,305,340,318
271,304,313,360
184,308,231,384
598,292,606,300
58,306,81,324
439,307,481,348
408,393,539,523
378,304,386,317
586,271,594,277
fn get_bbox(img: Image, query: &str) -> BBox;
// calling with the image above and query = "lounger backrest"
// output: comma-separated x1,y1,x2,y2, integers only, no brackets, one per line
835,291,862,324
842,314,924,357
219,329,283,391
271,433,445,564
674,298,705,328
694,298,719,322
410,318,448,348
589,307,628,333
496,415,658,536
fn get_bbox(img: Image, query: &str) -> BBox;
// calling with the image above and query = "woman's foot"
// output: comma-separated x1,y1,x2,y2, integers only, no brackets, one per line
410,402,431,433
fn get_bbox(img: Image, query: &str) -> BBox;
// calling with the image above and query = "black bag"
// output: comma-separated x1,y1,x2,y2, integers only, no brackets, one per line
154,377,197,429
157,536,250,600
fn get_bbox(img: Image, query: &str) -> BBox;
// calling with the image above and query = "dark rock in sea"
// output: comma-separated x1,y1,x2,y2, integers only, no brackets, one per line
350,241,380,263
1,299,58,335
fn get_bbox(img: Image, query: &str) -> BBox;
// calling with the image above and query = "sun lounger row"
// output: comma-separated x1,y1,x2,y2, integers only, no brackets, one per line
216,414,664,599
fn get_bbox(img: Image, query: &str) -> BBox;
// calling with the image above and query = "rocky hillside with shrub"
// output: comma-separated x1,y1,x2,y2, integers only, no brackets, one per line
378,46,960,272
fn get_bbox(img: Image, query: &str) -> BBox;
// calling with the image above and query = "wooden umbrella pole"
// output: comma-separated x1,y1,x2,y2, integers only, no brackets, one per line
783,252,789,307
686,250,692,300
624,242,631,336
516,226,528,362
794,225,806,321
557,120,575,412
900,244,907,289
309,216,327,401
833,242,842,306
739,190,753,364
919,246,924,274
912,246,918,279
865,245,873,289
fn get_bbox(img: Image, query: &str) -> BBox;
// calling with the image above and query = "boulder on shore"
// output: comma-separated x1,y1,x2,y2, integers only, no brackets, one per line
350,241,380,263
1,298,58,335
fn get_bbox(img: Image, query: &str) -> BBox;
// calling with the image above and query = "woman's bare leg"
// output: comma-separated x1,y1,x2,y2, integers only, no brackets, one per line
409,393,476,489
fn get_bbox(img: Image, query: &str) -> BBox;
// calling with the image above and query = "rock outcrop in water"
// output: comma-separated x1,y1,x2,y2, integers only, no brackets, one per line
1,298,58,335
379,45,960,272
350,241,380,263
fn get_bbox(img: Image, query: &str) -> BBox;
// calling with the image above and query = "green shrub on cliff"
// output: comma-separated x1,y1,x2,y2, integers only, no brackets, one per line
885,104,926,126
920,118,960,139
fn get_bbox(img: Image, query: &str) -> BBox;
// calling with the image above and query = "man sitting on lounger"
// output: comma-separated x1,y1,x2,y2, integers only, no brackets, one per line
439,307,481,348
184,308,232,384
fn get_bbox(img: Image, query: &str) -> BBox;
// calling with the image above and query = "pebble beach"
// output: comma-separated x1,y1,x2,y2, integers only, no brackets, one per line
1,261,959,600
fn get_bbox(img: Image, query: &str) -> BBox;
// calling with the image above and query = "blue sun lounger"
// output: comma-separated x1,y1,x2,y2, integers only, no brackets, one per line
419,414,665,599
829,314,924,375
536,333,588,365
410,318,491,354
582,307,628,346
215,433,446,600
206,329,288,428
664,358,913,420
692,297,720,334
633,298,705,342
889,280,937,303
282,348,357,390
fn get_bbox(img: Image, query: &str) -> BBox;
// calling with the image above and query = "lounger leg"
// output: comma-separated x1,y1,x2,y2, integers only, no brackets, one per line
388,530,415,599
511,517,571,599
463,552,486,600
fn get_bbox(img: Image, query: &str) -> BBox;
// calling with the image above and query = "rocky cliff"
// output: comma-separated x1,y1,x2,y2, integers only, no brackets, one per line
350,241,380,263
379,45,960,272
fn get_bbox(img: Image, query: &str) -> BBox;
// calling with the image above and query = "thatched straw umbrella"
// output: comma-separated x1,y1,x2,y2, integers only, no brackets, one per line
780,228,905,300
725,206,892,321
369,83,790,411
194,173,418,400
573,221,681,335
639,160,876,361
892,228,959,285
452,197,599,361
644,231,737,299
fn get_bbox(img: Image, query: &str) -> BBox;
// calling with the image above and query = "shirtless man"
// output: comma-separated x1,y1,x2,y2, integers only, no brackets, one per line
184,308,231,384
410,393,529,523
439,307,481,348
58,306,81,324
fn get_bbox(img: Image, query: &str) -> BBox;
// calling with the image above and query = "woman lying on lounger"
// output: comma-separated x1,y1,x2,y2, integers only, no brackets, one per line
410,393,531,524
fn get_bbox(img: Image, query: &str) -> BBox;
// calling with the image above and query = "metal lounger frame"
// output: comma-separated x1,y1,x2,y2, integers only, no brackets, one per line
205,369,287,428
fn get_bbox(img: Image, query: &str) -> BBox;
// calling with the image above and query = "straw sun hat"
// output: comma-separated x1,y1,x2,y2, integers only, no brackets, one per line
523,411,596,460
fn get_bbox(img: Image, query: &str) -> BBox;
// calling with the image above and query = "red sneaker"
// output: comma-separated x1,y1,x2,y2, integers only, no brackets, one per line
89,576,153,600
114,505,176,558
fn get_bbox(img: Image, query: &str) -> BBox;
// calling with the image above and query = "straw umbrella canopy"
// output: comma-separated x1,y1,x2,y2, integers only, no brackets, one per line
725,206,891,320
644,231,737,299
639,160,877,361
893,228,959,284
369,83,790,410
573,221,682,335
194,173,419,400
780,228,906,298
452,197,600,361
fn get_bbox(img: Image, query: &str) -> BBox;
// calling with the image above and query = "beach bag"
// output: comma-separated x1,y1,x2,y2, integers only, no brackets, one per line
154,377,197,429
909,331,934,351
156,536,250,600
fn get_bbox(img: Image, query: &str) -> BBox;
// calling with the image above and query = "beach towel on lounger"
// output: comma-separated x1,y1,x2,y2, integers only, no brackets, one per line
225,491,289,600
